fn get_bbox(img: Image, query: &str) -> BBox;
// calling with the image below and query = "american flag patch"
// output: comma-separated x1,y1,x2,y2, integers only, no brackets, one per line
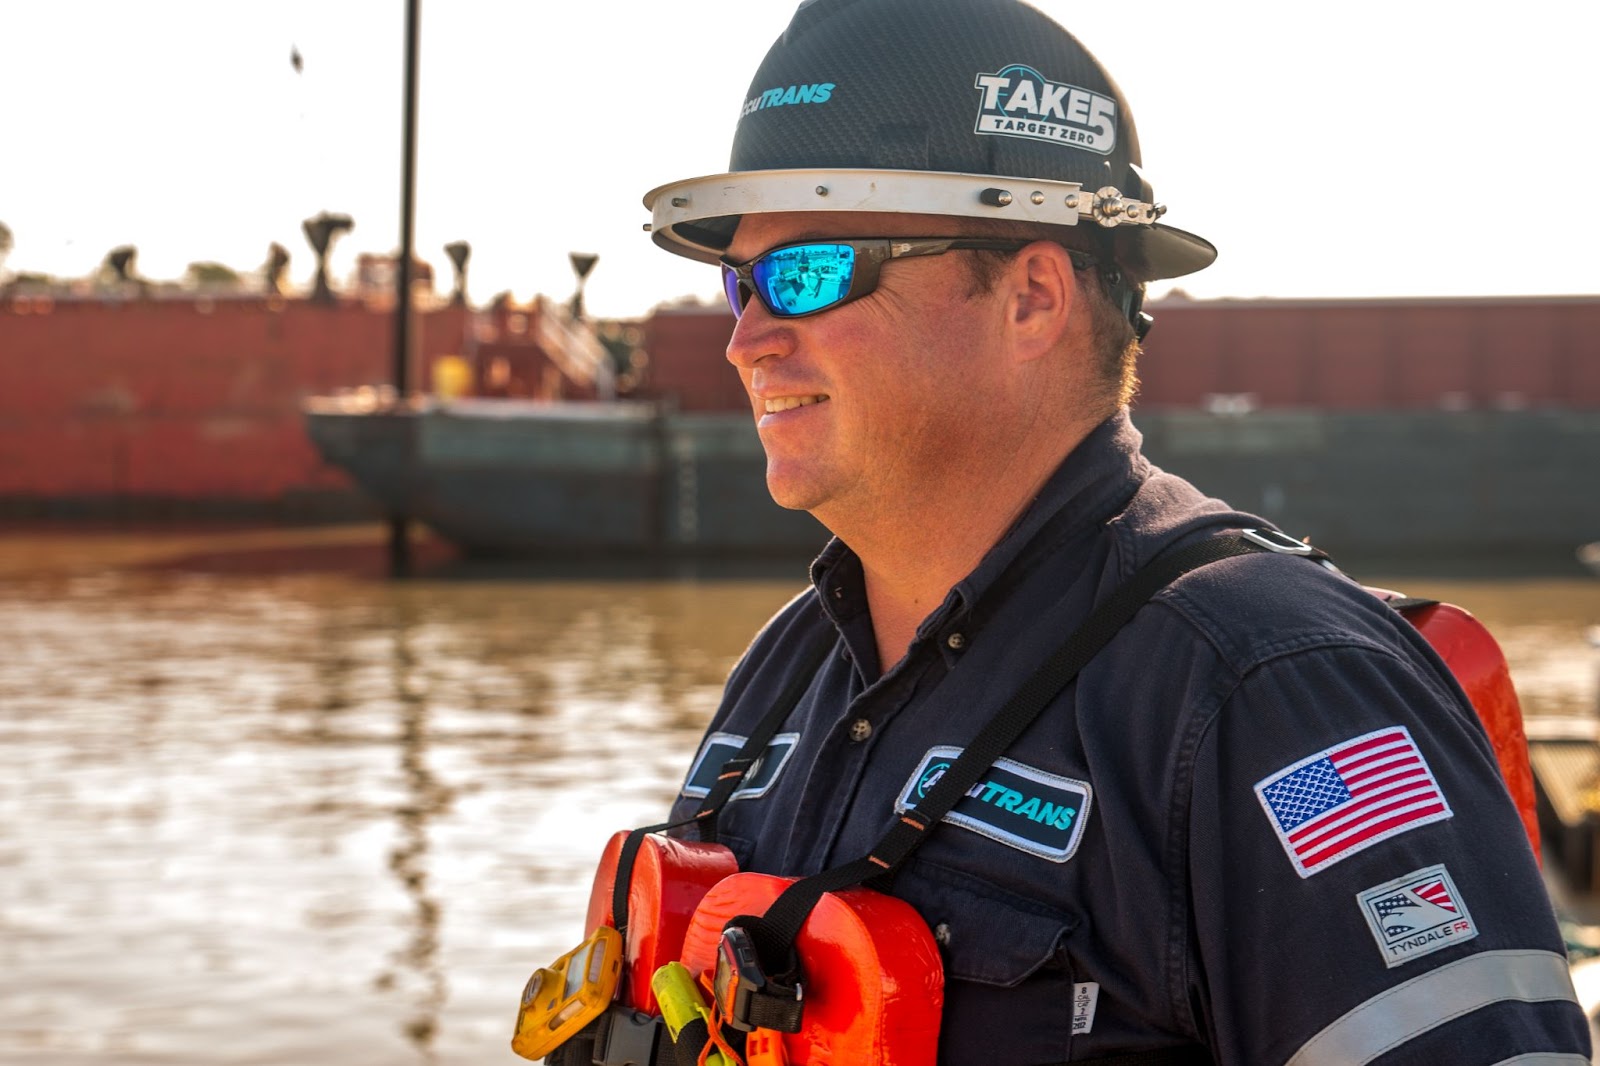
1254,726,1452,878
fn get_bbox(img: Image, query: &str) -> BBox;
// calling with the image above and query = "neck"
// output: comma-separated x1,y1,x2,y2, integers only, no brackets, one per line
855,525,1010,673
829,414,1105,672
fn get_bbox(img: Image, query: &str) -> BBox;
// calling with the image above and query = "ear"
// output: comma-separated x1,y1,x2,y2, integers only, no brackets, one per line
1001,241,1076,364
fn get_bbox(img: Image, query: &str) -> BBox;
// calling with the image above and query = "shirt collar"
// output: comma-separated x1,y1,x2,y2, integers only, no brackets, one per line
945,408,1149,618
810,408,1150,659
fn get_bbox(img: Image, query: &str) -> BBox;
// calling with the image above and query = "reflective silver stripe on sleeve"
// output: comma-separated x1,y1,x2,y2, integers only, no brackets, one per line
1487,1055,1592,1065
1285,950,1580,1066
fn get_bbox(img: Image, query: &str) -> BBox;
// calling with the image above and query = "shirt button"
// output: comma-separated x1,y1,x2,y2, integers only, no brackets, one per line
946,632,967,650
933,922,952,947
849,718,872,742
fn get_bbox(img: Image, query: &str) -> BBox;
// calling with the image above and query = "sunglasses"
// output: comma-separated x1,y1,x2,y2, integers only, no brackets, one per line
720,237,1098,320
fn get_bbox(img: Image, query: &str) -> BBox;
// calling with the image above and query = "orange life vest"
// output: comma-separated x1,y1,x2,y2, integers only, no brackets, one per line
1373,592,1539,860
587,834,943,1066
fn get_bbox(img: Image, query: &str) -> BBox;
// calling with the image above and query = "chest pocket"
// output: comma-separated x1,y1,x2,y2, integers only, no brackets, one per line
894,861,1079,1064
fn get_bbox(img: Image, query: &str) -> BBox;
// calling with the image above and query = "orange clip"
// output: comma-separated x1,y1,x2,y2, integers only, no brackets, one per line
745,1028,789,1066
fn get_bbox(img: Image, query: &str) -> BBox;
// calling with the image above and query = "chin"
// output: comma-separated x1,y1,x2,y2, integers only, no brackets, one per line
764,464,828,513
765,482,821,513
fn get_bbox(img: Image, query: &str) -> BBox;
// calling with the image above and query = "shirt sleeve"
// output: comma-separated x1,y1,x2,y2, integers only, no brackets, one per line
1186,640,1591,1066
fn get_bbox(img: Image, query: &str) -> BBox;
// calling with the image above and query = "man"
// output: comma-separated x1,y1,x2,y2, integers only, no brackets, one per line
641,1,1590,1062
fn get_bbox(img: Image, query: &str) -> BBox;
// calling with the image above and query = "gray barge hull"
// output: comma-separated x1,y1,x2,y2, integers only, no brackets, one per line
305,400,1600,561
303,399,826,556
1140,410,1600,559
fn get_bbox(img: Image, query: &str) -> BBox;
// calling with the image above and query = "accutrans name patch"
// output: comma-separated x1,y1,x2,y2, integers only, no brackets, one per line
896,746,1093,862
680,731,800,801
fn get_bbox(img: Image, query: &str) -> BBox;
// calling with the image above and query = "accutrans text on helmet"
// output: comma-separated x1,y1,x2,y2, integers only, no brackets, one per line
974,66,1117,154
741,83,836,118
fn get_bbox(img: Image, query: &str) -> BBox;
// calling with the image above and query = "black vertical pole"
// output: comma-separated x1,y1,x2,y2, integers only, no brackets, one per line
390,0,421,578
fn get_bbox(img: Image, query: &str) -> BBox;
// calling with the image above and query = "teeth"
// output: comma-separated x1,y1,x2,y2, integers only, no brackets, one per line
764,395,828,413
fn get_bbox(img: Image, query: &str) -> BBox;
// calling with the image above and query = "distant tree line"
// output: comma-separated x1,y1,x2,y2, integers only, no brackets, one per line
0,218,468,305
0,220,280,295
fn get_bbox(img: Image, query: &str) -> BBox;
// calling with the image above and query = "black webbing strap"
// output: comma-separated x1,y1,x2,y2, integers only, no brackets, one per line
743,533,1300,976
613,819,675,940
670,1016,712,1066
694,627,838,845
740,983,805,1031
610,623,837,939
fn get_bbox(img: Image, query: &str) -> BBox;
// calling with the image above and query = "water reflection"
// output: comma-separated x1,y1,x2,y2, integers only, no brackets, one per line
375,603,449,1060
0,526,1596,1065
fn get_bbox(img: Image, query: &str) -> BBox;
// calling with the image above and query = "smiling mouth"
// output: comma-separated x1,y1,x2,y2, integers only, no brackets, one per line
763,395,829,413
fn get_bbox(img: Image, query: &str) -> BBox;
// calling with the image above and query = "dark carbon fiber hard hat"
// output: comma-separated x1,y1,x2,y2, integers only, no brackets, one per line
644,0,1215,281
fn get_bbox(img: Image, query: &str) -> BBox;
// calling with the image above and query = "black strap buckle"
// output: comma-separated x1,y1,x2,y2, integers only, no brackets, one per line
591,1005,664,1066
1239,528,1317,556
712,925,804,1033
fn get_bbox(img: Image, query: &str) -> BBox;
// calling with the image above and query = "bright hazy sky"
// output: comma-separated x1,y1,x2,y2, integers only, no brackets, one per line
3,1,1597,318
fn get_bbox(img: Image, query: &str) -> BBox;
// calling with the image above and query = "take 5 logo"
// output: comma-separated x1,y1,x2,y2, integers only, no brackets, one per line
972,64,1117,155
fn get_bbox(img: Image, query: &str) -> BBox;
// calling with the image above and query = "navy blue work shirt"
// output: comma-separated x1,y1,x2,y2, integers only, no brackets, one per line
668,410,1589,1065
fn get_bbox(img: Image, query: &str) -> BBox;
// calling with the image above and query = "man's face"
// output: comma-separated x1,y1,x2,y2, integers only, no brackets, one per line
724,211,1015,527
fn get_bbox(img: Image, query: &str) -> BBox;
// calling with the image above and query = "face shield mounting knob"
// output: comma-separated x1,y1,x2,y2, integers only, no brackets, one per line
1092,187,1126,227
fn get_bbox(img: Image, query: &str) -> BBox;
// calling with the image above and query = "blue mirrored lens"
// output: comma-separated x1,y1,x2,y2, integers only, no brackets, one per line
749,244,856,317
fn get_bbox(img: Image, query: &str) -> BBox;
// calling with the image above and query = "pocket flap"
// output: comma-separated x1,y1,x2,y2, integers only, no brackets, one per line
894,863,1076,987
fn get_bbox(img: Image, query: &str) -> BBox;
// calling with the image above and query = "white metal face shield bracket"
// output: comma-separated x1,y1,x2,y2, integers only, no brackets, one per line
641,168,1167,265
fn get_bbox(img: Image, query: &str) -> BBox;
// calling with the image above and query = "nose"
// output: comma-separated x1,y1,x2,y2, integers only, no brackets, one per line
725,297,796,371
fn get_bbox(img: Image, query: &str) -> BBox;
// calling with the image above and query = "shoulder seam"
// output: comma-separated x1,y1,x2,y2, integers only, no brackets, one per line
1157,581,1409,679
1165,653,1246,1041
721,585,827,705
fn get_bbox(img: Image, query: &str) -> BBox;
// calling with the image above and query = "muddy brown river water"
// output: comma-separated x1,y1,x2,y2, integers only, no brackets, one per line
2,526,1598,1064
